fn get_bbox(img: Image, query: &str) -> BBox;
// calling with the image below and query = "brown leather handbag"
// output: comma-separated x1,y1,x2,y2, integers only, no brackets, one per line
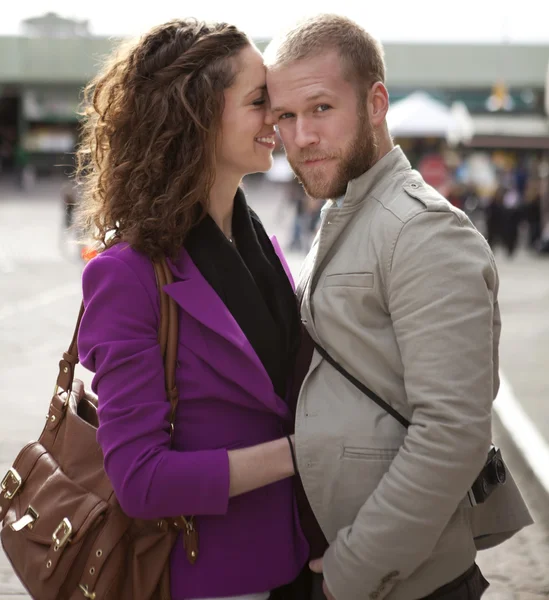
0,259,194,600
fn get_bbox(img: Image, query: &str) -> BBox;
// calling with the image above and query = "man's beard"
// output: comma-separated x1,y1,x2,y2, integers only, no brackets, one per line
288,113,378,201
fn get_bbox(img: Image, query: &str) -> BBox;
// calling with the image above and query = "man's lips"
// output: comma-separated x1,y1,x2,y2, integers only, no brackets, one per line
302,157,333,165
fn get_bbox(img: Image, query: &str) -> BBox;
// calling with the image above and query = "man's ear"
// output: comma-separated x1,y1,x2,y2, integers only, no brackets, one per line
368,82,389,127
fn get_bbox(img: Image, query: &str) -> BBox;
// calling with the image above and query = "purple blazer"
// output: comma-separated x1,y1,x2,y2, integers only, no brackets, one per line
78,240,309,599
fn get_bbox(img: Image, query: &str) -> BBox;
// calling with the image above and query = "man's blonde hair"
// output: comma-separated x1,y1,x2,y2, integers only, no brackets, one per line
264,14,386,92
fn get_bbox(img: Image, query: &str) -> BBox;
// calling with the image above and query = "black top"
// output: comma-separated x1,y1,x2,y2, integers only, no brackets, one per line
184,188,300,400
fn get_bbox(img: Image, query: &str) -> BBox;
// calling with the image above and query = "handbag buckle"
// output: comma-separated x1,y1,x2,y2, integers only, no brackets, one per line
79,584,96,599
10,505,39,531
52,518,72,549
1,468,22,500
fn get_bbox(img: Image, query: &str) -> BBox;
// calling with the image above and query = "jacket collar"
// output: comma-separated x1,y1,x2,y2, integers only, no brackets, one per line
303,148,412,314
332,146,412,211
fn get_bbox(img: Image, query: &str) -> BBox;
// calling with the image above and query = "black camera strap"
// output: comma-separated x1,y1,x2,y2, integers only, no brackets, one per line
314,341,504,506
313,341,410,429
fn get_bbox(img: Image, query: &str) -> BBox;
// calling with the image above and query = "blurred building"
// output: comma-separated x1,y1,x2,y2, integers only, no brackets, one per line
0,13,548,178
20,12,91,38
0,13,117,177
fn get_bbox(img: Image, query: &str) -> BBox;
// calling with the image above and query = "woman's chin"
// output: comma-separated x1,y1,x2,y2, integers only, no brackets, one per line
244,156,274,176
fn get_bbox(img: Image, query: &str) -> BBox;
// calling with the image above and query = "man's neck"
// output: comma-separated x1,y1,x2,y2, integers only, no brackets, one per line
374,135,395,166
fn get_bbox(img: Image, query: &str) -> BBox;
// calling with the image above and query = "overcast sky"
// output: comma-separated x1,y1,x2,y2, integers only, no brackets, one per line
2,0,549,43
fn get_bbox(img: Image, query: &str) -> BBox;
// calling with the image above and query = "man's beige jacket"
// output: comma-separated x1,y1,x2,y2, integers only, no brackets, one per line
296,147,532,600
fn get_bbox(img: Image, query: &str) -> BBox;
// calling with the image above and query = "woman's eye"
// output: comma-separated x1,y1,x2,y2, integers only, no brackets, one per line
253,98,266,107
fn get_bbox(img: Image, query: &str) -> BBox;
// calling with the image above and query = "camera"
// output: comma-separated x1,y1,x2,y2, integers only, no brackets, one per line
468,445,506,506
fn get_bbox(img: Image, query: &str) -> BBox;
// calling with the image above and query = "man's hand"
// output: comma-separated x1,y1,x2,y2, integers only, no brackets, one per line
309,558,337,600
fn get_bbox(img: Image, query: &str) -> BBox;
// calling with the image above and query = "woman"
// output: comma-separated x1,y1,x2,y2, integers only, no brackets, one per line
76,19,309,600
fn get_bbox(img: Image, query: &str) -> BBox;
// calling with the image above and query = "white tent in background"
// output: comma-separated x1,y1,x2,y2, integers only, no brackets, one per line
387,91,474,144
387,92,451,137
447,101,475,146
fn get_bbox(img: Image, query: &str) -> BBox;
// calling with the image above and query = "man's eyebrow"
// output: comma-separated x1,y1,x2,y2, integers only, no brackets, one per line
271,91,330,113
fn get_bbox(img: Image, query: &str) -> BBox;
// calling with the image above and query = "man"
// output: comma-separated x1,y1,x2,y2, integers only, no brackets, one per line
265,14,532,600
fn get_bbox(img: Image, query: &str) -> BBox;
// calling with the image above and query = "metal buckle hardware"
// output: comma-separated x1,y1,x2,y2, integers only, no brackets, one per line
1,468,22,500
52,518,73,549
10,505,39,531
79,584,96,599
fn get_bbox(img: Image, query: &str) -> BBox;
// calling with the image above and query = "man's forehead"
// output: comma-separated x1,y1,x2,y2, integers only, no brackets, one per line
267,56,351,110
268,50,343,80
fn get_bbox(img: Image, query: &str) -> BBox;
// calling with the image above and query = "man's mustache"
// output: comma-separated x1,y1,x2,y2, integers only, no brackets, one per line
292,153,338,163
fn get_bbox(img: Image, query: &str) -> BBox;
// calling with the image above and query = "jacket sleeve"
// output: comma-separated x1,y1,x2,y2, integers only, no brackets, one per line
322,210,497,600
79,253,230,519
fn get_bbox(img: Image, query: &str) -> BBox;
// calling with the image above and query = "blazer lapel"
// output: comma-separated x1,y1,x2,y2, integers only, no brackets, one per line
270,235,295,291
164,249,291,419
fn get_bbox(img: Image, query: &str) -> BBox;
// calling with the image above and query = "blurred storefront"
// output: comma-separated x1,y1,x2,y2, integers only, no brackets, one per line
0,13,118,179
0,12,548,181
383,47,549,208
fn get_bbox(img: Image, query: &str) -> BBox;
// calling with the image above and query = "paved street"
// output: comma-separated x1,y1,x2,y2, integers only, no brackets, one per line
494,252,549,444
0,177,548,599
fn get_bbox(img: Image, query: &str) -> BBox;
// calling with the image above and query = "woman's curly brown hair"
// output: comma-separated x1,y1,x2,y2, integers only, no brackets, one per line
76,19,250,259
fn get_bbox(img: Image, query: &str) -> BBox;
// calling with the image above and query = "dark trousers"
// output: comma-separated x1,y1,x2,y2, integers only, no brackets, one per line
485,205,520,257
310,563,489,600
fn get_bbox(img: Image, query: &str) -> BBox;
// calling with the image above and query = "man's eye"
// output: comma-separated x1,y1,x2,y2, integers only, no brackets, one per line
278,113,294,120
316,104,331,113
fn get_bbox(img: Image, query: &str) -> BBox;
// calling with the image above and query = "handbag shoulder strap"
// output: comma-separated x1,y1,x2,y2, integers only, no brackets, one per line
55,257,179,430
152,259,179,438
313,341,410,430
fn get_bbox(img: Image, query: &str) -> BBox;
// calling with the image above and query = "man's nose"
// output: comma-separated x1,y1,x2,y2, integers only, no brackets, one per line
295,118,319,148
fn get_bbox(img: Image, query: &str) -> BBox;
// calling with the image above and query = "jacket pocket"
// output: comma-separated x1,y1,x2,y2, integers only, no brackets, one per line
327,446,400,534
323,272,374,289
343,446,399,461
